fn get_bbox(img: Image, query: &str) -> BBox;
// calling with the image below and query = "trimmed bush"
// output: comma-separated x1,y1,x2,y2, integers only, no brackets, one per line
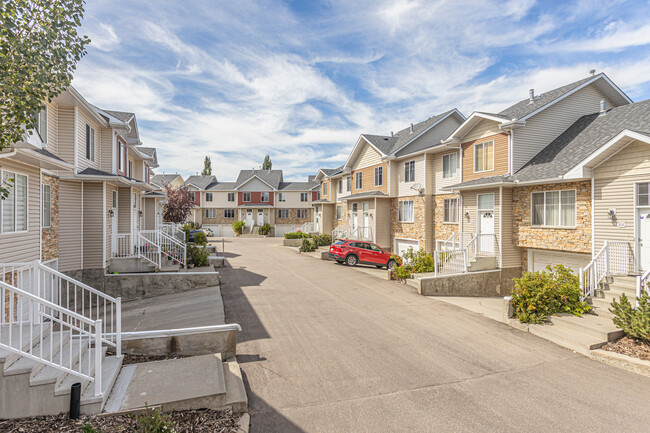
402,248,436,274
511,264,591,324
391,254,411,282
232,220,245,235
258,223,272,236
610,291,650,342
188,245,209,267
300,238,317,252
313,234,332,246
284,231,311,239
193,231,207,245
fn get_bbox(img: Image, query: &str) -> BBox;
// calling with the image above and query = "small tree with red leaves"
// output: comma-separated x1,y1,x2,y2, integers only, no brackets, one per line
163,186,192,223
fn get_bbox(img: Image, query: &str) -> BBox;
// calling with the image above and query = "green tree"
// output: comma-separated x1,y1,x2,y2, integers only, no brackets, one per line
262,154,272,170
201,156,212,175
0,0,90,151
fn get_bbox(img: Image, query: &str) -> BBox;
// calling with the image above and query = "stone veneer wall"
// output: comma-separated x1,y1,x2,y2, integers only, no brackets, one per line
275,208,311,225
391,195,428,250
512,180,591,254
433,193,460,248
41,174,59,262
334,202,347,231
202,209,238,225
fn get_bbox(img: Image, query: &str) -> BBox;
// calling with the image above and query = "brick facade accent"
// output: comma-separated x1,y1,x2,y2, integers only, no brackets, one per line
334,202,347,230
275,208,311,225
238,191,275,206
41,174,59,261
513,180,591,254
433,193,460,247
391,195,427,250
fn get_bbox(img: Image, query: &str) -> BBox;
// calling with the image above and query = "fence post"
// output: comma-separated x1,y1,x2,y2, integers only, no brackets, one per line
636,276,641,309
116,298,122,357
434,252,438,277
578,268,584,300
94,319,102,397
604,241,610,276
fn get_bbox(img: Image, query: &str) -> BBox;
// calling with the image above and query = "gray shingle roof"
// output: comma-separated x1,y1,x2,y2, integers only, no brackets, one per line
183,175,217,190
278,182,313,191
498,76,594,120
235,170,283,189
138,147,156,157
445,175,513,190
207,182,236,191
103,110,135,123
32,148,68,163
340,191,389,200
512,99,650,182
151,174,182,187
78,167,117,177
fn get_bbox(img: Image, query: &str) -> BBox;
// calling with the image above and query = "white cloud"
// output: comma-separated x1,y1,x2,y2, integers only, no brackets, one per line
85,23,120,52
549,22,650,52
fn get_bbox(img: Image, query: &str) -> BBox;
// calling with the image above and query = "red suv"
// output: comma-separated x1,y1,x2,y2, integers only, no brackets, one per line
329,239,400,269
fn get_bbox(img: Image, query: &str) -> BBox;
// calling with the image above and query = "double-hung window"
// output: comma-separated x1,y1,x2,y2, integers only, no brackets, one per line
300,192,308,202
278,209,289,219
398,200,414,222
228,192,235,202
243,192,251,202
117,140,123,171
346,176,351,192
42,184,51,228
188,192,196,202
404,161,415,182
474,141,494,172
128,160,133,178
336,205,342,220
374,166,383,186
205,209,217,218
531,190,576,227
278,192,286,202
443,153,457,178
35,108,47,144
323,182,328,196
112,191,118,208
261,192,269,202
443,198,458,223
297,209,309,219
85,124,95,161
338,180,342,194
1,171,28,233
355,172,363,190
206,193,213,202
224,209,235,218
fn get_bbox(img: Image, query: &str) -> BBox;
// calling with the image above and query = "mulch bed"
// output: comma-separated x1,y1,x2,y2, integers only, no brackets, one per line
602,336,650,361
106,351,190,365
0,408,241,432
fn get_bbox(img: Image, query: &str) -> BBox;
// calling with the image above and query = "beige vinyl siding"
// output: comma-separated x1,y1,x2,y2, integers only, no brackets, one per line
106,184,117,263
204,191,237,208
395,115,463,157
118,187,132,233
0,160,41,263
397,155,425,196
77,110,102,171
337,176,352,199
593,140,650,252
462,193,477,234
143,197,156,230
374,199,391,250
82,182,103,269
100,127,114,174
133,159,144,181
500,187,521,267
275,191,311,208
433,150,460,194
462,119,501,142
238,178,271,191
44,100,58,156
351,143,382,170
58,180,83,271
57,106,75,168
514,86,616,172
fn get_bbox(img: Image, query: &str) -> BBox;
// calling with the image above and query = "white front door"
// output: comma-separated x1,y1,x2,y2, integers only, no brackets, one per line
257,210,264,226
351,212,358,232
246,210,253,227
477,193,495,254
363,211,369,239
638,207,650,271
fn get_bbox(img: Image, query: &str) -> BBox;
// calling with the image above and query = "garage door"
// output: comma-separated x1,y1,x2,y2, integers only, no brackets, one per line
530,250,591,274
221,225,235,237
274,225,294,237
395,239,419,258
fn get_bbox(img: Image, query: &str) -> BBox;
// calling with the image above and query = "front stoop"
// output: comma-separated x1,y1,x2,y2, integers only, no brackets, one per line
104,354,247,414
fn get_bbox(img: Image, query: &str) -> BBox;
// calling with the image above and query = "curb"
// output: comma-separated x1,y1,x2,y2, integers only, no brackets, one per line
590,349,650,377
237,413,250,433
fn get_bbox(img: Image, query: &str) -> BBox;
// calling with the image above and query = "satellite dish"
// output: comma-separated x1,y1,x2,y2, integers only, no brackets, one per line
410,183,422,191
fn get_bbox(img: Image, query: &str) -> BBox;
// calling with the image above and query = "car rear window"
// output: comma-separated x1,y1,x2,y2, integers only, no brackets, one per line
333,240,346,245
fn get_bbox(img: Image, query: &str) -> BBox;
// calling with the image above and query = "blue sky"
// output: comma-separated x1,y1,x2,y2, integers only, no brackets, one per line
74,0,650,181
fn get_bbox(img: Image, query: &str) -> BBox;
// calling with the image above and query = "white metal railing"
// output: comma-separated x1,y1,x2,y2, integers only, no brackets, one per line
466,236,477,261
297,222,316,233
113,233,135,258
579,241,635,299
347,226,373,241
476,234,497,257
434,248,467,276
332,228,346,240
160,222,185,243
136,231,161,267
158,230,187,266
637,270,650,308
113,230,187,268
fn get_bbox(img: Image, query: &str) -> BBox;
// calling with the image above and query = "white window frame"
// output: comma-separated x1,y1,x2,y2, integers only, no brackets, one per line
117,140,124,171
443,198,458,223
398,200,414,223
346,176,351,192
86,124,95,161
205,209,217,218
261,192,269,202
243,192,251,202
374,166,383,186
205,192,213,202
227,192,235,202
338,179,342,194
474,140,494,173
112,190,118,208
278,192,286,202
300,192,308,202
278,209,289,219
128,160,133,178
42,183,51,228
404,161,416,183
336,205,342,220
442,153,457,179
323,182,328,196
224,209,235,218
188,191,196,202
35,107,47,144
297,209,309,219
530,189,577,228
355,172,363,190
1,170,29,234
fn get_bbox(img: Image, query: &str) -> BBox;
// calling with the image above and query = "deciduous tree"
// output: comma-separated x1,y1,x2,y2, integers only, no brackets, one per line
163,186,192,223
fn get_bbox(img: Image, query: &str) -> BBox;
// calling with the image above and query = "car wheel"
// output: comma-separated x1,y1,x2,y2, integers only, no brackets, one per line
387,259,397,270
345,254,358,266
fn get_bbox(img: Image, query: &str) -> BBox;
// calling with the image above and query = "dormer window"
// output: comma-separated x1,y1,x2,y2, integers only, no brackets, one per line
85,124,95,161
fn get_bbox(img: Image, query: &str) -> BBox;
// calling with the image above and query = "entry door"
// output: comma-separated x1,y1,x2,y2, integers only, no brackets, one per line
351,212,358,232
477,193,495,254
363,211,369,239
638,207,650,271
257,210,264,226
246,210,253,227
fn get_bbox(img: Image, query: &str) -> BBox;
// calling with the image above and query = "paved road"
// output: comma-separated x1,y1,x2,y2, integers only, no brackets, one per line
219,237,650,433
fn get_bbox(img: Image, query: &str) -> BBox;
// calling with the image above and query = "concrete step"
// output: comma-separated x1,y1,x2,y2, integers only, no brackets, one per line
590,302,616,319
80,354,124,413
528,323,606,356
223,359,248,413
30,337,86,387
4,330,70,376
55,346,108,397
0,324,52,368
548,314,623,342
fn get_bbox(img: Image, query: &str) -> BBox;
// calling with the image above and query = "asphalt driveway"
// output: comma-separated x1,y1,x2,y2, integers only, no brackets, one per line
219,237,650,433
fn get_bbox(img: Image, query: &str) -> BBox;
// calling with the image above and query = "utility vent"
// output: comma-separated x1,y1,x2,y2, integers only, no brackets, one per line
600,100,607,115
529,89,535,104
590,69,596,76
409,123,414,133
391,131,394,137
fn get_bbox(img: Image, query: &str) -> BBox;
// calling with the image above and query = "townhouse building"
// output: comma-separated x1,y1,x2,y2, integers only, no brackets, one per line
314,109,466,254
194,169,318,236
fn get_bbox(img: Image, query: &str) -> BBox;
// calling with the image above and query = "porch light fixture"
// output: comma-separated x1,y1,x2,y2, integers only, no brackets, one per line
138,210,143,217
608,209,616,219
107,209,114,218
465,211,470,221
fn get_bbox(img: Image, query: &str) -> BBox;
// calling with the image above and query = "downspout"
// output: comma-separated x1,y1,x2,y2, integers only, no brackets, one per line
499,186,503,269
591,177,595,258
508,130,514,175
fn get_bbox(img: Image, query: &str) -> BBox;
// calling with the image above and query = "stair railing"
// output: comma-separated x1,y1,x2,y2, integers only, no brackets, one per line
579,241,634,300
434,248,467,276
136,231,162,267
158,230,187,267
636,270,650,308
